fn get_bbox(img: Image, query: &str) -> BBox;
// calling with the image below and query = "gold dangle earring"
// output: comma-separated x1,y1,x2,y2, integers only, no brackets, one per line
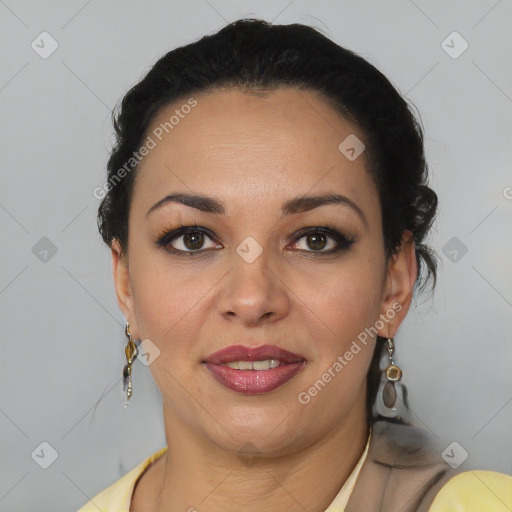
122,322,138,408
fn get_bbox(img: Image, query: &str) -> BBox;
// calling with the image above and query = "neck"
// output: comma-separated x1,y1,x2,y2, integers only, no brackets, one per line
132,395,370,512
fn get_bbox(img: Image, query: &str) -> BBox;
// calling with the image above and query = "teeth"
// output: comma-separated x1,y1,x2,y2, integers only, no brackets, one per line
223,359,281,370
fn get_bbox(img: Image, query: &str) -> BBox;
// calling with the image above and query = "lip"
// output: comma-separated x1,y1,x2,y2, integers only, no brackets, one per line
203,344,305,365
202,344,306,394
204,361,306,394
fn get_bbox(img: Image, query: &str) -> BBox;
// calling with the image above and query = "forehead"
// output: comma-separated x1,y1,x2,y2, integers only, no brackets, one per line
132,87,378,217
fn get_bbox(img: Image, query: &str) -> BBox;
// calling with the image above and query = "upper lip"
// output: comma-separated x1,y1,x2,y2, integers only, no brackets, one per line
204,344,305,364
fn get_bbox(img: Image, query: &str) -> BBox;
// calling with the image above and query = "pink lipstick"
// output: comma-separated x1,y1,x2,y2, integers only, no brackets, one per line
203,344,306,394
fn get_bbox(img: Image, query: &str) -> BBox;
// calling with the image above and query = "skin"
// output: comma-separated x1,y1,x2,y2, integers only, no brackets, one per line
111,87,417,512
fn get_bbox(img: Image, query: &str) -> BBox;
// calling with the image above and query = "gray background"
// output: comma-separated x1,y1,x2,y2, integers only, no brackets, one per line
1,1,511,510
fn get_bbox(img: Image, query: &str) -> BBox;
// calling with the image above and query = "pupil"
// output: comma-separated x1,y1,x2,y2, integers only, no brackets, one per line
184,232,203,250
308,233,326,250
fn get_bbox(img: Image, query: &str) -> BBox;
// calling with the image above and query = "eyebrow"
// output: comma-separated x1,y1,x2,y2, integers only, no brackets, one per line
146,192,368,228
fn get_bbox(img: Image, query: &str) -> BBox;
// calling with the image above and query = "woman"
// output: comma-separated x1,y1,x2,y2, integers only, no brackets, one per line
78,18,512,512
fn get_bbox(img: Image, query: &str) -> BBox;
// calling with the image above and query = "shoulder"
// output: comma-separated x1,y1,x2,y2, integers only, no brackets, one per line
76,447,168,512
428,470,512,511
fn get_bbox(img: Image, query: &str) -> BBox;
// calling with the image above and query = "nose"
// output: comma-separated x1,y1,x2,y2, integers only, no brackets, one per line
215,246,291,327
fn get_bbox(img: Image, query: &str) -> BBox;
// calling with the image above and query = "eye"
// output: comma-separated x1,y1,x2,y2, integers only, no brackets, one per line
289,225,355,255
156,224,221,255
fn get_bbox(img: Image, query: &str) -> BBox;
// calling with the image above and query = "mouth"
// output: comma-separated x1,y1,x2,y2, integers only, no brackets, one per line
202,344,306,394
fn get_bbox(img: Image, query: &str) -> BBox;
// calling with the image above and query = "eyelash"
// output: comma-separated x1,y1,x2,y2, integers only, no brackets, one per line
155,221,356,257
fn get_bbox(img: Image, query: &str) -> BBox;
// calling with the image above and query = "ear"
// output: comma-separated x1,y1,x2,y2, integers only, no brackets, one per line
377,230,418,338
111,239,139,338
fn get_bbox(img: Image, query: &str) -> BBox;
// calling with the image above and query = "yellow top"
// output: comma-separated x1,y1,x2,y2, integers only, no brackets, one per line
77,432,512,512
428,469,512,511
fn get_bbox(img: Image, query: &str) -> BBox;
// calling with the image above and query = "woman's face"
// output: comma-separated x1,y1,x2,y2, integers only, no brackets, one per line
112,87,415,454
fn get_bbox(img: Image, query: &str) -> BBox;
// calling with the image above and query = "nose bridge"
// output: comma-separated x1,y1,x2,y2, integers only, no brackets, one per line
216,236,290,324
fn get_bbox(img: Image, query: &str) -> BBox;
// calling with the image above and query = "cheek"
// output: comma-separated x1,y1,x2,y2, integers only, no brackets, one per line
129,251,217,354
297,267,381,413
325,276,382,342
289,254,383,404
130,265,209,400
295,255,384,343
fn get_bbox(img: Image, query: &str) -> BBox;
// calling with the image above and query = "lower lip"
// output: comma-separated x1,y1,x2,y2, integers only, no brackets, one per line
204,361,306,394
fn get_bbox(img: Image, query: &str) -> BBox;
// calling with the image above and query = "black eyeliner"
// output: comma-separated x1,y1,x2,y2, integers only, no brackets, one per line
155,222,356,256
291,224,356,255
